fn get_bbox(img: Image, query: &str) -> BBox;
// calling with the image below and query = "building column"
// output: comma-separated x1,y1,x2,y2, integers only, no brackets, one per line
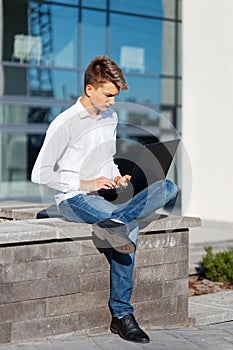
182,0,233,222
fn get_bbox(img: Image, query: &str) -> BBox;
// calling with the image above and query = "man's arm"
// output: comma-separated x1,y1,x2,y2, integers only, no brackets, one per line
80,175,131,192
114,175,131,187
80,176,117,191
31,121,79,193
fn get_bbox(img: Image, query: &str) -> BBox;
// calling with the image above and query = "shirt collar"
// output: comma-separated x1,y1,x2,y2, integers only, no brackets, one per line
75,97,103,120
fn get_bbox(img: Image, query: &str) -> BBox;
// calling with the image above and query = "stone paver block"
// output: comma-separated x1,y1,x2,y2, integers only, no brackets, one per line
164,262,188,280
10,207,46,220
25,218,93,239
0,283,13,304
46,290,109,316
163,245,189,263
0,200,44,215
135,298,177,321
0,254,109,283
135,264,164,284
6,241,82,264
0,222,57,244
139,214,201,233
163,279,188,298
177,296,189,313
0,206,45,220
91,335,143,350
0,299,45,324
11,272,109,302
12,314,79,342
138,230,189,249
190,290,233,310
131,282,163,303
37,339,101,350
46,255,109,279
135,248,163,266
0,323,11,344
189,298,233,326
143,331,200,350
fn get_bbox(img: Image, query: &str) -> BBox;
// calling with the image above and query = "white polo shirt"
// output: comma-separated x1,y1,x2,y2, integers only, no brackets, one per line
31,98,121,205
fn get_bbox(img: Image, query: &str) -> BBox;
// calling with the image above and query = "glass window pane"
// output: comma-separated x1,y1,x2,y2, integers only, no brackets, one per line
110,14,162,75
6,2,78,69
52,69,78,100
0,131,29,181
82,0,106,9
0,102,74,185
110,0,163,18
2,66,78,100
49,0,78,4
82,10,106,68
0,105,46,182
51,5,78,68
3,66,27,95
116,76,161,106
0,130,43,198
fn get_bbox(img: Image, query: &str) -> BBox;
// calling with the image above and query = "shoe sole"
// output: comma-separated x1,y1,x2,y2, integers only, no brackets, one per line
110,326,150,343
93,224,135,254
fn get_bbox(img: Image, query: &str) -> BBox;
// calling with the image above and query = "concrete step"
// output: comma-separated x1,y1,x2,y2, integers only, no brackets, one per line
189,291,233,326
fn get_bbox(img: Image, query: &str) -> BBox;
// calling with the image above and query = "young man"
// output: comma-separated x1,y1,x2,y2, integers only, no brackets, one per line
31,56,178,344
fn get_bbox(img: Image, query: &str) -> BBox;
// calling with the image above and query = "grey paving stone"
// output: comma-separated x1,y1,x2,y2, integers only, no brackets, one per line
190,291,233,310
0,345,38,350
170,326,233,349
189,301,232,326
91,334,144,350
208,322,233,335
189,291,233,325
140,331,200,350
1,324,233,349
139,214,201,233
36,339,100,350
182,334,233,350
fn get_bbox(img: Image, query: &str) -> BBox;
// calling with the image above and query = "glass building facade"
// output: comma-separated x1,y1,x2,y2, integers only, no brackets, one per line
0,0,182,200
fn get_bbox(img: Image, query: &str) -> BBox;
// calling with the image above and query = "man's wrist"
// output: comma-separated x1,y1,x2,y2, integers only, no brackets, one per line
114,176,121,184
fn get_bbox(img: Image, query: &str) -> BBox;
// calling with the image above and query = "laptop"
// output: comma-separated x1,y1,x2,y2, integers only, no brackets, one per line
87,139,180,204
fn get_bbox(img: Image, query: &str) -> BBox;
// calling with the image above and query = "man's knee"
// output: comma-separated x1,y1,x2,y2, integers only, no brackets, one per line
165,179,179,209
166,179,178,198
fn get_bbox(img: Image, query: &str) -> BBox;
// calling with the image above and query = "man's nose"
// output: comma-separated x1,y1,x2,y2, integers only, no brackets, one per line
109,97,115,106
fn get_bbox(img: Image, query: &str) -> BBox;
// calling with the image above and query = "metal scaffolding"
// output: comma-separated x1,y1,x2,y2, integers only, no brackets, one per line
28,2,54,97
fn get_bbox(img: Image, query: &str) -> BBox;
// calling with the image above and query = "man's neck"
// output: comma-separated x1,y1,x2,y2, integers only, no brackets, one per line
80,94,99,117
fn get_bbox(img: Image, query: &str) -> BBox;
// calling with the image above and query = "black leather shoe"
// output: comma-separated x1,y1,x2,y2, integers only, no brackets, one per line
110,314,150,343
92,219,135,254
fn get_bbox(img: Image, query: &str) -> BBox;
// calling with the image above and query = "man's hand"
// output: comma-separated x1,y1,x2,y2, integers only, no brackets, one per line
80,176,117,191
114,175,131,187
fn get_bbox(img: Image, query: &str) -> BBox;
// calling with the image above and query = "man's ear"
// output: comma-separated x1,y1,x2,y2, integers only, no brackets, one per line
85,84,94,97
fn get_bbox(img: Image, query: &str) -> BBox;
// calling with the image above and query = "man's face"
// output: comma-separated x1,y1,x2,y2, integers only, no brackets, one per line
86,82,119,112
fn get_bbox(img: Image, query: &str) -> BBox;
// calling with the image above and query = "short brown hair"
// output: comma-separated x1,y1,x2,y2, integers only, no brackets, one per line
84,55,128,91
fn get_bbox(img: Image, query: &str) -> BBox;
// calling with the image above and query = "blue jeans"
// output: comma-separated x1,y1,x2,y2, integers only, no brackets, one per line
58,179,178,318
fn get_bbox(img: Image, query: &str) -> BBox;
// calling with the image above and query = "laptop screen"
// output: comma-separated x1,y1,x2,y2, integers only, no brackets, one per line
130,139,180,189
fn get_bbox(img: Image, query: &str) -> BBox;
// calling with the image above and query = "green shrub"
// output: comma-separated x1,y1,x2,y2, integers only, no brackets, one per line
201,246,233,285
